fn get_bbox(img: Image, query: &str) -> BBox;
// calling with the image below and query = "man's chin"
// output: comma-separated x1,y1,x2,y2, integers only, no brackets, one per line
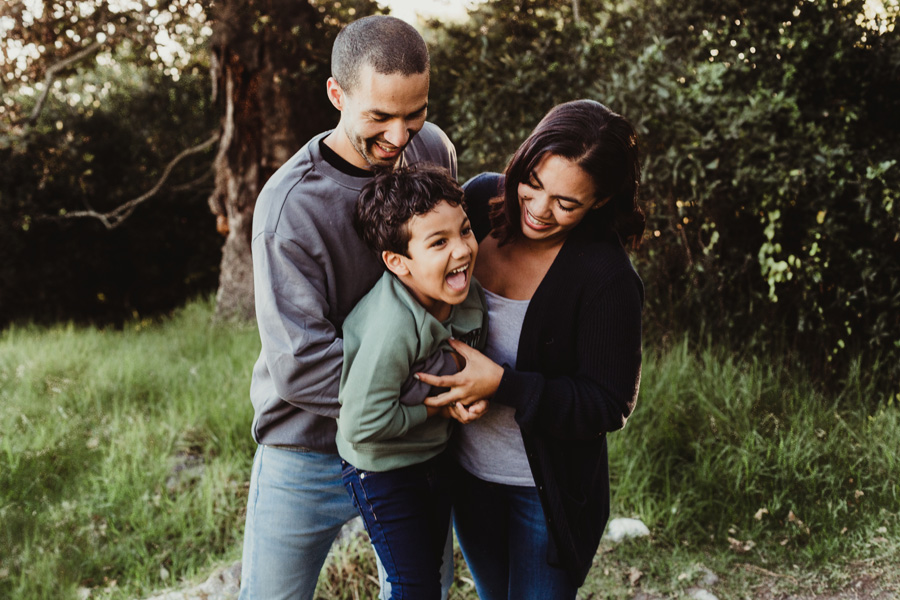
366,155,400,169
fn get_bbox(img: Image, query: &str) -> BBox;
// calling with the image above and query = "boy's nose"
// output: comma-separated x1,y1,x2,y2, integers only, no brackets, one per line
450,239,472,259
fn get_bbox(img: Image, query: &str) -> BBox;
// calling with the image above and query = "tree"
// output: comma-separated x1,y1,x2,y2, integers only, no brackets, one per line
0,0,382,324
204,0,382,320
0,0,222,326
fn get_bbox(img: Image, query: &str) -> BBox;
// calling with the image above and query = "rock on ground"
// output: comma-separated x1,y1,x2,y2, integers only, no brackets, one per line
142,561,241,600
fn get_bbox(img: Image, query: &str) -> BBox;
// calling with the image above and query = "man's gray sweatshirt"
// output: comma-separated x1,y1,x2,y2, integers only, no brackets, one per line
249,123,457,452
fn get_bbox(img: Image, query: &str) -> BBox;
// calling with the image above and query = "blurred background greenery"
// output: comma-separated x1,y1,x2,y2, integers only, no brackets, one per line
2,0,897,392
1,0,898,598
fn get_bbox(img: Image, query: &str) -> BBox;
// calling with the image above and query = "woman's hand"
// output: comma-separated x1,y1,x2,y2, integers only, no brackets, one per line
418,339,504,413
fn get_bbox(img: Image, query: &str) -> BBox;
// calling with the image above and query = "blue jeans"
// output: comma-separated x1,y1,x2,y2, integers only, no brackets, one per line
342,453,453,600
238,445,453,600
452,467,577,600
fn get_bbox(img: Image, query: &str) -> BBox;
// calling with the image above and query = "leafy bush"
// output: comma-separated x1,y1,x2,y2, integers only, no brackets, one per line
0,65,221,327
429,0,900,396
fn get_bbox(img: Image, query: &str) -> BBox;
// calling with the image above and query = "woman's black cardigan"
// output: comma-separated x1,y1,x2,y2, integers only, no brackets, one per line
464,173,644,587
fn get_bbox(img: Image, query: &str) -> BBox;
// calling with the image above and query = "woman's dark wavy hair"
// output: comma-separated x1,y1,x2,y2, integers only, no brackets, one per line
354,164,465,257
490,99,645,248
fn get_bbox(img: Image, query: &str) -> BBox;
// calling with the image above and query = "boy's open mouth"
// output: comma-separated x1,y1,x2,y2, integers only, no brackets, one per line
446,264,469,291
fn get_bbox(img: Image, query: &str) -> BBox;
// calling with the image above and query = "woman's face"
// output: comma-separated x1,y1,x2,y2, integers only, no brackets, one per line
516,153,606,245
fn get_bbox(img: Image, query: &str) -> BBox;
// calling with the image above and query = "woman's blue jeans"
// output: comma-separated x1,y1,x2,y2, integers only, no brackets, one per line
342,453,453,600
452,466,577,600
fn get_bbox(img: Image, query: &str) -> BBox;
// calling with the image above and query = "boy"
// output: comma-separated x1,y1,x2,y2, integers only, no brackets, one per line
337,164,488,599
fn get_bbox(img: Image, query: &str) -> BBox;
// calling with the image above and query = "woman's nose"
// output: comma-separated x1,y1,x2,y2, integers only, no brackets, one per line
528,192,552,217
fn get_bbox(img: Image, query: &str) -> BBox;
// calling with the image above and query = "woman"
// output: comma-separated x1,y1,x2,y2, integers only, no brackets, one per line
417,99,645,598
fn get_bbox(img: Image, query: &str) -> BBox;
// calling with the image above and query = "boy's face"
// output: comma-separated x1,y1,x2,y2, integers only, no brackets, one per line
384,200,478,321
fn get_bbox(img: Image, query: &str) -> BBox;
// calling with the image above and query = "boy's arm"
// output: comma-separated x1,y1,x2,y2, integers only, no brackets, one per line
399,350,461,406
339,310,432,445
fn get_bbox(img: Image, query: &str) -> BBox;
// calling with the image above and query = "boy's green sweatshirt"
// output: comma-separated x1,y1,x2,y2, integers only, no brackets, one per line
337,271,487,472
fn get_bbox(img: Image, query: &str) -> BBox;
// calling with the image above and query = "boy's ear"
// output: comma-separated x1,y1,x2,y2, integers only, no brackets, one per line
382,250,410,277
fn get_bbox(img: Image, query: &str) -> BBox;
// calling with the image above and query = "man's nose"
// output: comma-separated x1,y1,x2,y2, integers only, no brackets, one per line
383,120,410,148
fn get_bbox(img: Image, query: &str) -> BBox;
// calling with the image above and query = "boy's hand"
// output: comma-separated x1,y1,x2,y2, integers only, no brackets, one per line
446,399,489,423
429,399,489,423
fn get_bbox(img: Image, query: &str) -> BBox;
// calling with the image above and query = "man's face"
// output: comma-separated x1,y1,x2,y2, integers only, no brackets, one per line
329,63,429,169
385,200,478,322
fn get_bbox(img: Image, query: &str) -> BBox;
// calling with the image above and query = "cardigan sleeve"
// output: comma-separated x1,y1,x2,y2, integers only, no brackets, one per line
495,269,643,441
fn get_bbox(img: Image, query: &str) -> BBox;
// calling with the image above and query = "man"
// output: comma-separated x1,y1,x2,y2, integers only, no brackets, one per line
240,15,474,600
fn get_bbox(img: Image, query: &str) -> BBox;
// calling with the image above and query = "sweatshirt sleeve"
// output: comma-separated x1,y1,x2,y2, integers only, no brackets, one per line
252,229,345,418
495,270,643,441
338,303,429,445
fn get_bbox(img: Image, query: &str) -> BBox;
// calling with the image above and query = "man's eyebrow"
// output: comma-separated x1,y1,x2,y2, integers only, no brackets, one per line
367,103,428,119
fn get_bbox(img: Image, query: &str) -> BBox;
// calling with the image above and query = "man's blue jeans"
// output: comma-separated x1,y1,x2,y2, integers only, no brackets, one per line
452,466,577,600
341,453,453,600
238,445,453,600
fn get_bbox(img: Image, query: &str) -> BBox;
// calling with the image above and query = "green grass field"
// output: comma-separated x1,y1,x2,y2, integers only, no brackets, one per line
1,297,897,599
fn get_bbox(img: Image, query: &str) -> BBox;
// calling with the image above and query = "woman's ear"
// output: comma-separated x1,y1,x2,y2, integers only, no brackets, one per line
382,250,410,277
592,196,612,210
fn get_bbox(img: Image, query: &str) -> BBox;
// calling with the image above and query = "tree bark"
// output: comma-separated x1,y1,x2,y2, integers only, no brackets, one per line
206,0,344,321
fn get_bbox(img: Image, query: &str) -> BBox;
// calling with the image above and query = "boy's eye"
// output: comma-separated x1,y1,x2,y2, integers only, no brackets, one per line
461,226,473,236
430,238,448,248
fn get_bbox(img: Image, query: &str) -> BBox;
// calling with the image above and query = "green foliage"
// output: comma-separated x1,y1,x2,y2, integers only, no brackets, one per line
429,0,603,178
429,0,900,396
0,52,221,327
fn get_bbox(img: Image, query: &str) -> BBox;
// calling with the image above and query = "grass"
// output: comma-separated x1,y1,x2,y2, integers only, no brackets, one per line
0,298,897,599
0,298,258,599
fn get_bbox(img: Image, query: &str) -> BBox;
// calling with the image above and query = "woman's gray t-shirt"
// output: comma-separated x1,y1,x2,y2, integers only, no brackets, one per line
453,289,535,487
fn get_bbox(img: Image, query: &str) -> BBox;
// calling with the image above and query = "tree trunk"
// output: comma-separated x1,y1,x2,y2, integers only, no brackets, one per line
206,0,351,321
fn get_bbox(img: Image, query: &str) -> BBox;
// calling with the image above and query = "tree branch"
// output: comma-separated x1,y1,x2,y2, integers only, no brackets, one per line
51,132,221,229
170,169,215,192
19,40,106,127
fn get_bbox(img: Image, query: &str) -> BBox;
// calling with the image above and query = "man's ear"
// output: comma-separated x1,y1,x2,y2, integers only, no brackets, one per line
382,250,410,277
326,77,345,111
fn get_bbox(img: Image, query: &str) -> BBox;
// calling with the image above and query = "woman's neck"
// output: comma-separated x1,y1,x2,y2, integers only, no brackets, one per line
476,234,566,300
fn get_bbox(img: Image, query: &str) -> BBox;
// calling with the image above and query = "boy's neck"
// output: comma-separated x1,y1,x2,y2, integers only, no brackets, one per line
396,275,452,322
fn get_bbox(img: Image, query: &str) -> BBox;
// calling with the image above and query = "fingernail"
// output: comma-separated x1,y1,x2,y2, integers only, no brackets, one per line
413,374,420,380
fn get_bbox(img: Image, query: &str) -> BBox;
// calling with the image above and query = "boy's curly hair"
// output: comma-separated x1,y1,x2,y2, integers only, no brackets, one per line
354,164,465,258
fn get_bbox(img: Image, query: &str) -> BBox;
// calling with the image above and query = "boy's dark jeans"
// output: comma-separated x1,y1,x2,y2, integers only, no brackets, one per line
341,453,453,600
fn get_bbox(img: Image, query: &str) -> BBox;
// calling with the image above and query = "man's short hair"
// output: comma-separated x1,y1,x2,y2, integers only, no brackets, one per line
355,164,465,257
331,15,430,94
